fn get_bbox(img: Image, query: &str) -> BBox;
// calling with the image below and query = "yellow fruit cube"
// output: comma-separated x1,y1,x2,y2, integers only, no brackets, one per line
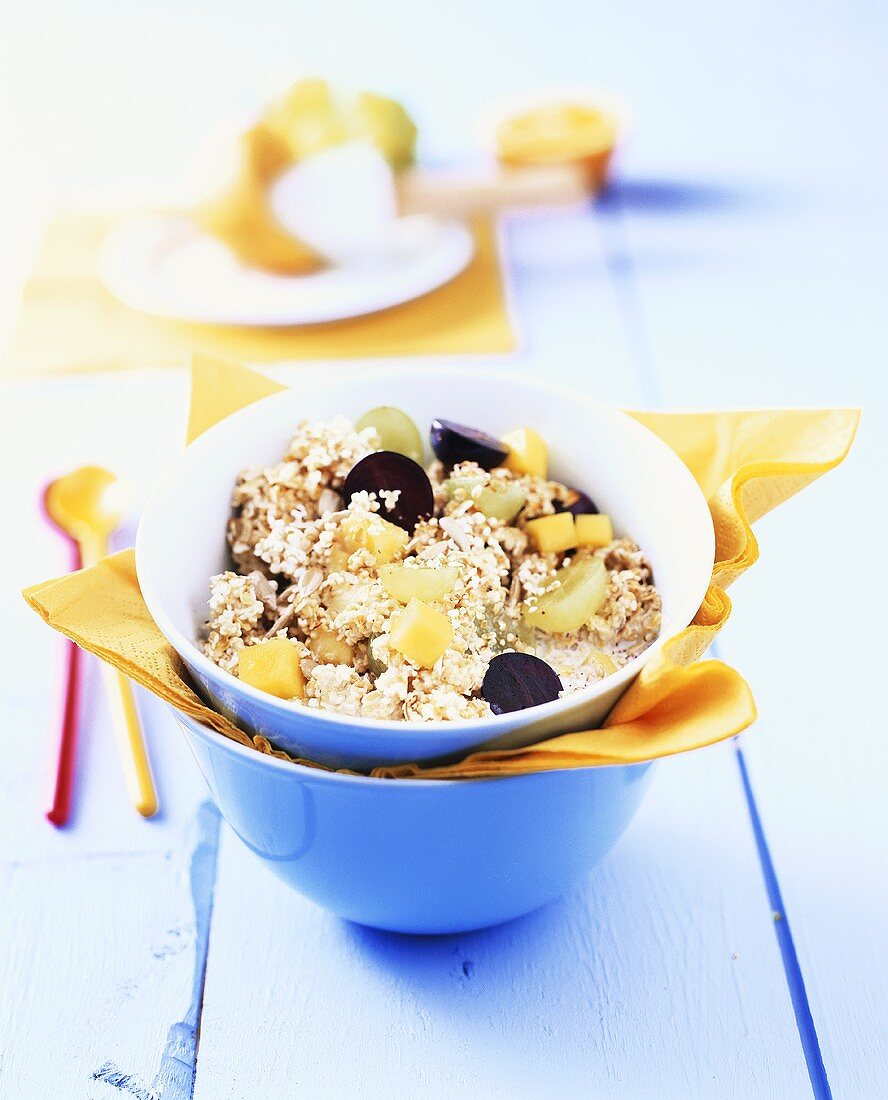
237,637,305,699
575,513,614,548
501,427,548,479
590,649,618,676
390,598,453,669
379,563,458,603
341,511,409,563
311,627,354,665
526,512,578,553
327,545,351,572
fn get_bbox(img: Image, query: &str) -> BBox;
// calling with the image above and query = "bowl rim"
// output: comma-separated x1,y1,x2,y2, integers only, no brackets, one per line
137,367,715,741
173,705,656,787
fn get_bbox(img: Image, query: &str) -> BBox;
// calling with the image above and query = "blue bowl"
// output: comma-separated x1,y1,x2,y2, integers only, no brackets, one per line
175,710,654,934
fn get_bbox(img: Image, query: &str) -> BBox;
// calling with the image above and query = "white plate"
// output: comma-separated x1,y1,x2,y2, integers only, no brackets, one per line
100,213,475,326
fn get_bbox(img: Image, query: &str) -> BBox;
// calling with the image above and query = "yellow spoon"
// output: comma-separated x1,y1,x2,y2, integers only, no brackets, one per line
45,466,158,818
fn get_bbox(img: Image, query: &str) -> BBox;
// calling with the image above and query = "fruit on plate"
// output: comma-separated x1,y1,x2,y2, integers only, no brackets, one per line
355,406,424,464
340,511,409,563
343,451,434,531
443,476,527,523
264,79,417,168
481,652,563,714
379,563,458,603
526,512,578,553
501,426,548,479
390,598,453,668
195,79,417,275
430,419,509,470
495,101,618,192
195,126,326,276
575,513,614,548
523,556,608,634
237,637,306,699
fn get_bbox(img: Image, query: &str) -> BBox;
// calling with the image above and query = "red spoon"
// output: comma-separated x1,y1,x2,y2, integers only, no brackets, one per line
40,479,83,827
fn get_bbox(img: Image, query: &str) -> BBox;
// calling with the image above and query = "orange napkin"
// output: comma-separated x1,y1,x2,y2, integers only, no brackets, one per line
23,359,859,779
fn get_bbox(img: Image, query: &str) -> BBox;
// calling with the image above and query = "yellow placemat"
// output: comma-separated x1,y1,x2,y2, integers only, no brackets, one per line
22,358,859,779
2,213,515,377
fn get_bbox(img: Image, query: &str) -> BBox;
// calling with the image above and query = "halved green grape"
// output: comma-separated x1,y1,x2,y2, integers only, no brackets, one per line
522,557,608,634
443,475,485,499
482,605,534,652
478,481,527,523
444,476,526,523
379,563,458,603
355,407,424,464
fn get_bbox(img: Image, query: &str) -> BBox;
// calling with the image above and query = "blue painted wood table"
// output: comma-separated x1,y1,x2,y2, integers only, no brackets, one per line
1,2,885,1096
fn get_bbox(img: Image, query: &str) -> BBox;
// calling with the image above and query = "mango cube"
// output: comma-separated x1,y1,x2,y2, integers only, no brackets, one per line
311,628,354,665
590,649,618,676
526,512,578,553
390,598,453,669
501,427,548,479
575,513,614,548
379,563,458,604
341,511,409,563
327,545,351,572
237,637,305,699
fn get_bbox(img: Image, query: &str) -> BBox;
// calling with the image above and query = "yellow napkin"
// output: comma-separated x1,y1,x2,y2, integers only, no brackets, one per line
23,359,859,779
2,212,514,377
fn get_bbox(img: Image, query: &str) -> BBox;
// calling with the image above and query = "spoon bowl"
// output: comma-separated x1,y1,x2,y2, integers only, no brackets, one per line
44,466,157,818
44,466,128,555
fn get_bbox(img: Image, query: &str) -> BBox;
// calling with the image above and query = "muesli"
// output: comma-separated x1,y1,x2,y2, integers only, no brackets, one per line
202,409,662,721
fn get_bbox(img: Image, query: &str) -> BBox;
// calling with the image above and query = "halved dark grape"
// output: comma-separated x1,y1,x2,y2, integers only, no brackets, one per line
555,489,599,516
430,419,509,470
342,451,434,531
481,652,563,715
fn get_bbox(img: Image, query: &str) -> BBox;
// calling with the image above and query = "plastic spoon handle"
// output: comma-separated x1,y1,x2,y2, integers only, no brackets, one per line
80,532,158,818
98,664,158,817
46,635,82,826
45,536,83,827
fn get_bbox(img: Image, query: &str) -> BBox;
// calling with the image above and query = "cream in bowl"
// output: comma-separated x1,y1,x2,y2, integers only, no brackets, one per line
136,370,714,770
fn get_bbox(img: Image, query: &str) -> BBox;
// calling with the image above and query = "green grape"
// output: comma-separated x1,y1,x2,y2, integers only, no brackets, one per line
443,475,486,498
482,605,534,652
443,476,526,523
355,407,424,464
522,557,608,634
476,482,526,523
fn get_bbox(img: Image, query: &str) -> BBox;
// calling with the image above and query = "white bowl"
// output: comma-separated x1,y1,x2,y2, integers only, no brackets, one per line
137,369,714,770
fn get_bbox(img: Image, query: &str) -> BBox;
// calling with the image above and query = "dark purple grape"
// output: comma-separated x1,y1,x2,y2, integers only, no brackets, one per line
555,489,599,516
481,652,563,715
430,419,509,470
342,451,434,531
